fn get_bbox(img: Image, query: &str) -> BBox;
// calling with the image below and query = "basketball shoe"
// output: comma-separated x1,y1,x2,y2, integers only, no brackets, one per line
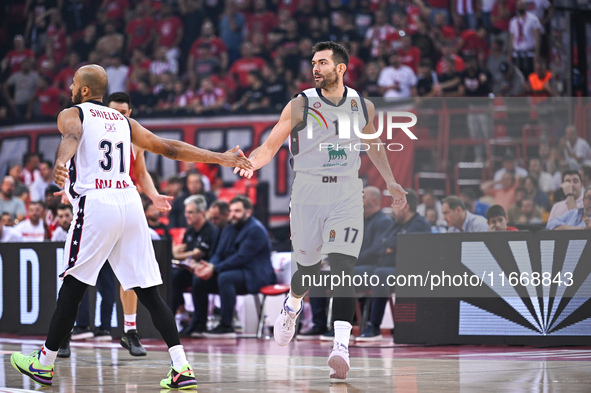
273,297,302,346
160,364,198,390
10,350,54,386
327,342,350,379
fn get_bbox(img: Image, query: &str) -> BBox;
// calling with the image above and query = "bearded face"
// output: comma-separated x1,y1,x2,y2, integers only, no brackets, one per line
314,65,339,90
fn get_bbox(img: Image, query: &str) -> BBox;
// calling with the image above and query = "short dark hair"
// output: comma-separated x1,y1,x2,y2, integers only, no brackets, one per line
230,195,253,210
460,188,476,201
486,205,507,220
57,204,73,213
312,41,349,67
405,189,419,213
442,195,465,211
562,169,582,182
106,92,131,106
211,200,229,215
581,166,591,179
41,160,53,169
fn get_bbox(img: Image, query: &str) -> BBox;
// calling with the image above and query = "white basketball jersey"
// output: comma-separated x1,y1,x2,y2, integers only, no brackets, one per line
290,87,368,177
65,100,136,200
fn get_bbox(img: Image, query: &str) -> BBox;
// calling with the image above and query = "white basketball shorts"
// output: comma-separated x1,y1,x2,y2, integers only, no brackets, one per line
61,188,163,290
290,173,364,267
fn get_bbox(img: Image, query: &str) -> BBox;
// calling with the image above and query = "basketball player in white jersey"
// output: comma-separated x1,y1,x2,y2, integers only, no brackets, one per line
235,41,407,379
11,64,251,390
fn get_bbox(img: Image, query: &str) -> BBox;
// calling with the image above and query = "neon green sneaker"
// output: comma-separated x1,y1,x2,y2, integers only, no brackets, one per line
10,349,54,386
160,363,198,390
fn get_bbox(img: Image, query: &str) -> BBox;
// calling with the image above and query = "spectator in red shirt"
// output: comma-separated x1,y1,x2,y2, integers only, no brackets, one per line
37,39,57,80
29,77,68,119
398,35,421,73
229,42,266,89
1,35,34,74
54,53,80,95
154,2,184,62
458,26,490,61
247,0,278,41
126,3,155,56
192,77,227,114
102,0,129,24
436,41,466,74
46,10,67,65
491,0,516,45
189,20,229,73
127,48,152,92
210,65,238,103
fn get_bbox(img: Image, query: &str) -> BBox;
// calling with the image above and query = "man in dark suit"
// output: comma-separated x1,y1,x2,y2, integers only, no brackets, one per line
356,189,431,342
192,195,276,338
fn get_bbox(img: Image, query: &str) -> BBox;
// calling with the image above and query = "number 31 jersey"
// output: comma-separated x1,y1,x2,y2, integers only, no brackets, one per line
290,87,368,178
65,100,136,201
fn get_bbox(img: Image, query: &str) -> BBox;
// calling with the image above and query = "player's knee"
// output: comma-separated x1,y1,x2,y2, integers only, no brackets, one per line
328,253,356,275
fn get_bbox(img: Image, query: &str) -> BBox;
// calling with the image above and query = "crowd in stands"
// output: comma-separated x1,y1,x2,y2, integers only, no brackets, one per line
0,0,558,122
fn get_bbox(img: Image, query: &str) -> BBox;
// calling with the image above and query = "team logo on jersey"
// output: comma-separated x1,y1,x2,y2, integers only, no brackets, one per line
351,99,358,111
313,101,321,108
105,123,116,132
328,145,347,162
304,106,327,130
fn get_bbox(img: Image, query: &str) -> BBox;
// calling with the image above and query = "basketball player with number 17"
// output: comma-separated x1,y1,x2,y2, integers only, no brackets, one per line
235,41,407,379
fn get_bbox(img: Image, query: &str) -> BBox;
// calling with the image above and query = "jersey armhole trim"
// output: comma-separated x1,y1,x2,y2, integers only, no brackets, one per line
358,93,369,128
75,106,84,123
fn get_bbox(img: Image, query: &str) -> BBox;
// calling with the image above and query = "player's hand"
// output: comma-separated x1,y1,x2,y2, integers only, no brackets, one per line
152,194,173,212
234,162,254,179
53,162,69,188
53,189,69,204
219,146,252,170
173,243,187,255
387,182,408,209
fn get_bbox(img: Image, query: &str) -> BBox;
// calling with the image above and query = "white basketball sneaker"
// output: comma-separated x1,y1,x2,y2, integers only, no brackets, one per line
327,342,350,379
273,298,301,346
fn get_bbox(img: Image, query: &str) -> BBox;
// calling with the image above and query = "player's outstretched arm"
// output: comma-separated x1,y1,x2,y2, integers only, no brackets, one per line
133,147,173,211
129,118,252,170
361,99,407,208
235,97,304,178
53,108,83,187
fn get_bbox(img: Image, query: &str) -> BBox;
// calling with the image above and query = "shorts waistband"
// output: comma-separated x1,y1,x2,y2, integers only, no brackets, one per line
295,172,359,183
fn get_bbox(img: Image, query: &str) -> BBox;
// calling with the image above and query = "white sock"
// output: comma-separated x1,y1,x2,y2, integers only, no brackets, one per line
333,321,352,349
286,294,302,313
124,314,137,333
38,345,57,367
169,345,189,369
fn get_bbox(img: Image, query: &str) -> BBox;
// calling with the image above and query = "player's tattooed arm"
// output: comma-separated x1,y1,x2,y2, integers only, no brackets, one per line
129,118,252,170
360,98,408,208
54,107,83,187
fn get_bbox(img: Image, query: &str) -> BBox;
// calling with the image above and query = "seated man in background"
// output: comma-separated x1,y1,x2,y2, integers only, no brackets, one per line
548,170,584,221
442,195,489,232
356,189,430,341
486,205,518,231
546,186,591,230
191,196,275,338
15,201,48,241
171,194,216,331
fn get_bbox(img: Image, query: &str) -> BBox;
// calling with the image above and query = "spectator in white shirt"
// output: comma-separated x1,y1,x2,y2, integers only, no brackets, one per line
377,52,417,99
0,219,23,242
528,158,556,193
106,56,129,96
0,176,26,222
29,160,57,202
508,0,542,78
51,204,73,242
15,201,47,242
493,154,528,189
562,125,591,169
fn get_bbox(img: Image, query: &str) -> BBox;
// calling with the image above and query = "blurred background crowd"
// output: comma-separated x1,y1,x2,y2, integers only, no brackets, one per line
0,0,562,121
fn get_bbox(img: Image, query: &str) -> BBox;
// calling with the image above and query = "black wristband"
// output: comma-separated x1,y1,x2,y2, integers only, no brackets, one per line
566,193,575,198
